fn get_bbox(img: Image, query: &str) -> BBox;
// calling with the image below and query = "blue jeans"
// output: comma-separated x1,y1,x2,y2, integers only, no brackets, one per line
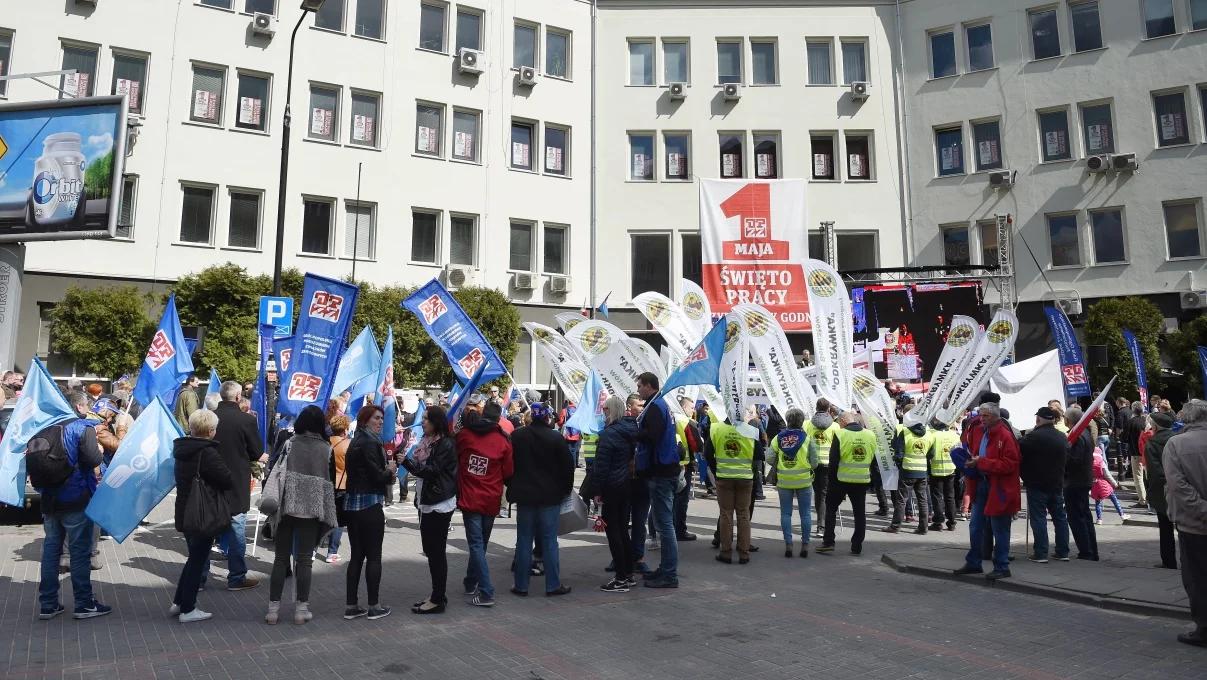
327,527,343,554
462,511,496,599
40,511,95,611
965,486,1012,572
567,440,581,467
777,486,813,546
1026,487,1069,559
514,504,561,593
206,513,245,585
647,477,679,580
630,478,650,561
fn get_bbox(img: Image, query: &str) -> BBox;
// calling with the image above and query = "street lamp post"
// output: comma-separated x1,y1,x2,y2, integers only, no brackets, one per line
272,0,325,296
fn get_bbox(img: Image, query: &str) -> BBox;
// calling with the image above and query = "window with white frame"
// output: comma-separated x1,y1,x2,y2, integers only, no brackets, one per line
112,52,148,114
972,120,1003,171
935,126,964,176
511,120,535,170
1164,200,1202,258
456,7,482,51
415,102,443,155
0,31,12,97
1047,213,1081,267
450,214,477,266
179,184,215,245
1069,1,1103,52
1089,208,1125,264
631,233,671,297
350,91,379,146
418,2,447,52
1039,109,1072,161
200,0,232,8
664,132,690,180
751,39,777,85
807,40,834,84
514,22,538,69
227,189,261,249
315,0,345,31
301,198,334,255
1193,0,1207,29
345,201,376,260
753,133,779,179
1153,91,1190,146
190,65,224,124
354,0,385,40
716,40,742,84
235,71,269,131
411,210,439,263
663,39,689,83
965,23,993,71
846,134,871,179
545,27,570,78
928,30,956,78
1029,8,1060,59
1143,0,1177,38
628,39,654,85
719,133,743,178
544,224,568,275
61,44,98,98
510,221,534,271
1080,102,1115,153
544,124,569,176
841,40,867,83
452,108,480,162
942,224,971,266
811,135,836,180
116,175,137,239
629,133,654,180
308,85,339,141
245,0,275,14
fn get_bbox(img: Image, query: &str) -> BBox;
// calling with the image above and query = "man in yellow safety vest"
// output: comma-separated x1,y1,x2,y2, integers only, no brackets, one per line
710,419,756,564
888,421,934,534
928,419,960,531
816,411,877,555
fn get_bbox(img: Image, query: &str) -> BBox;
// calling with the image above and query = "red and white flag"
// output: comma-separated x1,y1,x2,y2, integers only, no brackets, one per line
1067,375,1116,443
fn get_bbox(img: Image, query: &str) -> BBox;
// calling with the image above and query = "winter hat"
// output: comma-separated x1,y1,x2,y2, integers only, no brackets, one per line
1150,412,1174,430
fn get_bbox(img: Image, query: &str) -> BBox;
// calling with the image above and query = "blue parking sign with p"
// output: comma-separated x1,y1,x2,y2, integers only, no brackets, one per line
259,296,294,338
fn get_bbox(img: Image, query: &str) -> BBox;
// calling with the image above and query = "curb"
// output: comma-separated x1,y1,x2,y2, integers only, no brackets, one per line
880,553,1190,621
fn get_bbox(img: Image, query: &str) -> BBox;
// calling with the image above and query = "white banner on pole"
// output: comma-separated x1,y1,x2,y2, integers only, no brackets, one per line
717,313,749,424
803,258,853,410
522,322,588,402
912,315,981,426
934,309,1019,423
565,320,646,400
634,292,698,360
733,303,815,417
678,278,714,342
852,369,899,491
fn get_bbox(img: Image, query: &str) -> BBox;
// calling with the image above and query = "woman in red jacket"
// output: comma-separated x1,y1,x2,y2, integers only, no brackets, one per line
455,402,514,607
953,402,1020,580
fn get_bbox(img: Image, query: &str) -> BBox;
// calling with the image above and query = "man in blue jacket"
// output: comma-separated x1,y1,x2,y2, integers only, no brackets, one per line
635,373,680,588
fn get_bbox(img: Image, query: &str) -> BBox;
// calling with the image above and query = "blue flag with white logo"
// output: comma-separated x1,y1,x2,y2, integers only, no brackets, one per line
447,359,490,426
565,370,607,436
374,326,398,444
1043,305,1091,399
272,334,294,376
660,318,728,396
1198,346,1207,399
204,368,222,407
1121,328,1149,411
404,400,427,457
0,358,76,507
277,274,360,418
333,326,381,397
402,279,506,385
133,294,195,410
86,398,184,543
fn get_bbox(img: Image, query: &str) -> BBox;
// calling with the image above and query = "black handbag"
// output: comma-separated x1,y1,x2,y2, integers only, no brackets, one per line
334,471,348,527
182,449,232,537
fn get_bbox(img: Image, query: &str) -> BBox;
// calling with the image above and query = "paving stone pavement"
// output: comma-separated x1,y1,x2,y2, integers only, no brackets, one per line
2,480,1203,679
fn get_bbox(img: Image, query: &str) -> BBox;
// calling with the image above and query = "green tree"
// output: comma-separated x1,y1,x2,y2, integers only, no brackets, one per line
1167,315,1207,400
48,285,154,377
1084,297,1164,401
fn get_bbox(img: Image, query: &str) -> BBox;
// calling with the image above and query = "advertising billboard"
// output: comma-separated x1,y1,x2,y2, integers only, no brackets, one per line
0,96,128,243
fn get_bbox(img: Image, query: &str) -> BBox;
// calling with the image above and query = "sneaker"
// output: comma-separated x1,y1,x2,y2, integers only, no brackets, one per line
1056,556,1070,562
958,513,969,522
343,606,368,620
367,606,391,620
643,576,679,589
464,584,479,597
642,568,664,580
73,601,112,620
179,608,212,623
622,576,638,588
227,575,261,591
530,561,545,576
469,594,495,607
1094,519,1103,525
600,579,630,593
815,545,835,554
327,554,342,565
1028,555,1049,564
38,604,65,620
168,604,181,616
1121,514,1132,521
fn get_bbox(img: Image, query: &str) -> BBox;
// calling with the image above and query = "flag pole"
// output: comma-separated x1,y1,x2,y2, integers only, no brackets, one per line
504,369,529,409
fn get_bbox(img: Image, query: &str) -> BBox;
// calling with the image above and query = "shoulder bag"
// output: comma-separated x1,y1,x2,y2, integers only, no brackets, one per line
182,449,232,537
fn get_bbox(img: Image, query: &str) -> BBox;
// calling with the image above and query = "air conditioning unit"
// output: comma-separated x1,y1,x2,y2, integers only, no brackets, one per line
849,81,871,101
548,275,571,294
458,48,484,75
1057,298,1082,316
1086,154,1112,173
1181,290,1207,310
517,67,537,86
722,82,742,101
443,264,476,290
988,170,1014,189
1112,152,1138,173
512,271,536,290
667,82,686,100
252,12,277,37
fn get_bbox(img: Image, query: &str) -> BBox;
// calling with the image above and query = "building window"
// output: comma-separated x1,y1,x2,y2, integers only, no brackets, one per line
1029,8,1060,59
681,233,702,285
1193,0,1207,30
1089,208,1125,264
179,185,215,245
716,40,742,84
811,135,836,180
245,0,275,14
1039,109,1072,161
942,224,971,266
450,214,477,266
629,133,654,180
663,40,689,83
972,120,1003,171
315,0,345,31
846,134,871,179
1202,87,1207,141
1154,91,1190,146
631,233,671,297
350,91,379,147
61,44,98,98
664,133,690,180
807,41,833,84
935,126,964,176
751,40,777,85
754,133,779,178
452,108,480,162
0,31,11,97
510,221,534,271
301,198,334,254
345,202,375,260
112,53,148,114
511,120,535,170
836,233,878,270
308,85,339,141
1047,213,1081,267
514,22,537,69
456,7,482,51
200,0,232,8
235,72,269,131
628,39,655,85
841,41,867,84
544,224,568,275
719,133,743,178
929,30,956,78
546,28,570,78
116,175,137,239
354,0,385,40
978,219,1000,266
227,190,261,249
190,65,224,124
415,102,443,155
544,125,569,176
411,210,439,263
965,23,993,71
1069,1,1103,52
1164,201,1202,258
418,2,447,52
1080,102,1115,153
1143,0,1177,38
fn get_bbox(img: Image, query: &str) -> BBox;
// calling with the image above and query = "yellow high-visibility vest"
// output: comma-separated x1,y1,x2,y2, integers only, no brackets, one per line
835,428,876,484
901,428,935,473
805,419,840,462
930,429,959,476
581,434,597,461
772,430,814,489
711,421,754,480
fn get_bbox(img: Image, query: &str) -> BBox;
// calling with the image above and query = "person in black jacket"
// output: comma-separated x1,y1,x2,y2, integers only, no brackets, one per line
1063,406,1098,561
172,409,233,623
507,402,574,597
210,380,265,591
343,405,396,620
1144,412,1178,569
401,406,458,614
1020,406,1070,562
593,396,639,593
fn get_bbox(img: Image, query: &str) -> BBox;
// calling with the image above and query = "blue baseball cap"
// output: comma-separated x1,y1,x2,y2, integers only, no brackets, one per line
91,397,118,416
529,402,551,421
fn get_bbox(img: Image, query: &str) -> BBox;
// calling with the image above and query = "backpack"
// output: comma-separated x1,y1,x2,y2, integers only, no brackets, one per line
26,423,76,489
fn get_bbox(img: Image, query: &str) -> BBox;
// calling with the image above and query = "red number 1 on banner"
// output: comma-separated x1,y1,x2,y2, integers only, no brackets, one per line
718,183,789,260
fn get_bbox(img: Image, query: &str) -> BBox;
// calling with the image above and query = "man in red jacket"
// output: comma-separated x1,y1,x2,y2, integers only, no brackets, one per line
953,402,1020,580
456,402,514,607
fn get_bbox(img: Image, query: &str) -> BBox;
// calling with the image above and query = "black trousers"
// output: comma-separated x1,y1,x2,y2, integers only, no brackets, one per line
173,532,213,614
930,475,956,526
602,486,633,580
892,477,930,528
419,510,453,605
345,504,385,606
871,465,889,512
822,481,866,550
1157,511,1178,569
270,516,321,602
1179,529,1207,633
813,467,830,532
1064,486,1098,560
673,480,690,537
